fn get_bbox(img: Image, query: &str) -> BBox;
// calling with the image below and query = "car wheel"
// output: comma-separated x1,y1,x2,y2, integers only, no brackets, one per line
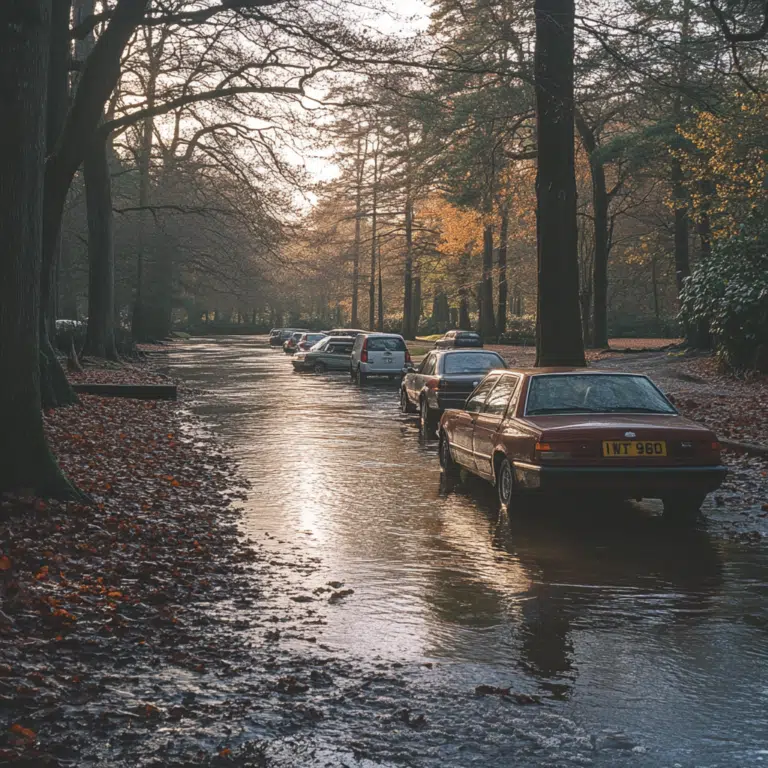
313,361,327,374
497,457,514,509
663,493,705,523
439,432,459,477
420,397,437,437
400,387,417,414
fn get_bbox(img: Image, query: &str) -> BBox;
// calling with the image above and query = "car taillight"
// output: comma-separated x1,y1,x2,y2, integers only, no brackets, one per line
361,340,368,363
535,441,572,460
405,349,412,363
426,377,439,391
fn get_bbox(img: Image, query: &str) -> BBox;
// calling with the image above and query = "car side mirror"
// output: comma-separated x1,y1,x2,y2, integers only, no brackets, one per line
405,364,416,373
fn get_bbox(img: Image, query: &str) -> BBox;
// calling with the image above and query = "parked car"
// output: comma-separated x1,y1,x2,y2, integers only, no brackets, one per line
296,332,328,352
325,328,367,338
438,368,727,520
401,349,507,435
283,331,306,354
349,333,411,383
292,336,354,373
269,328,284,346
434,330,483,349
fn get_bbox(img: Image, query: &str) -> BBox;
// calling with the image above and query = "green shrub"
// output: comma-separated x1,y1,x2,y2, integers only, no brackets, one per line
680,218,768,371
498,315,536,345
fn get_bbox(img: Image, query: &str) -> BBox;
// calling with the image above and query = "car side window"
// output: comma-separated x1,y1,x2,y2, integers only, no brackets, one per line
465,375,499,413
419,353,436,375
483,375,520,416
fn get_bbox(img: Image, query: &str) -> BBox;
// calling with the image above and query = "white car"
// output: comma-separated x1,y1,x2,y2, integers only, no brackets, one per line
350,333,411,383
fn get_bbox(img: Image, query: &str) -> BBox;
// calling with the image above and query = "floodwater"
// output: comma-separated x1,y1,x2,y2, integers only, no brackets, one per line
169,336,768,768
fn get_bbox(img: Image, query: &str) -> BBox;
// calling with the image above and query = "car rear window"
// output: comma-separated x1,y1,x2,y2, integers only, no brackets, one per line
525,374,676,415
457,332,480,339
367,337,406,352
442,352,504,374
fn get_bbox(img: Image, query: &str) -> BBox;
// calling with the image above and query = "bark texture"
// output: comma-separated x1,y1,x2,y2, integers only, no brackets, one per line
82,133,118,359
496,206,509,335
575,114,609,349
0,0,76,496
533,0,586,367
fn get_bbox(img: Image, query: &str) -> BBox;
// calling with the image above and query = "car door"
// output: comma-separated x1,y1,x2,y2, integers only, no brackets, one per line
327,343,352,370
471,375,521,479
408,353,436,404
449,374,500,471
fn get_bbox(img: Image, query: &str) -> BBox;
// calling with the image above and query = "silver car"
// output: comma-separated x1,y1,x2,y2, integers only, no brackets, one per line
292,336,354,373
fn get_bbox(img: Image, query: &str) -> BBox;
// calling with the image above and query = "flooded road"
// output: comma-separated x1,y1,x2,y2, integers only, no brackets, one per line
169,336,768,767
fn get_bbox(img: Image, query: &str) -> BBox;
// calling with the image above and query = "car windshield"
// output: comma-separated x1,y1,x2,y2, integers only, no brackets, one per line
367,337,407,352
525,374,676,415
307,334,325,342
310,338,329,351
442,352,504,374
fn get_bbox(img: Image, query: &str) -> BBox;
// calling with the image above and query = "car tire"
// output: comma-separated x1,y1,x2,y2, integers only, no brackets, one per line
313,361,327,374
400,387,417,414
497,457,515,509
439,432,459,477
420,397,438,437
663,493,705,523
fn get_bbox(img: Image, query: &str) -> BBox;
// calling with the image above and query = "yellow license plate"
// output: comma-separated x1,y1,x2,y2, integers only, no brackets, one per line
602,440,667,457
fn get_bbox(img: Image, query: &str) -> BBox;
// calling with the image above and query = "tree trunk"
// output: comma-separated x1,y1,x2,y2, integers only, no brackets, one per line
131,29,157,342
496,205,509,335
369,148,378,331
402,196,414,339
458,250,471,330
377,242,384,331
533,0,586,367
575,114,609,349
42,0,148,403
480,224,497,339
0,0,78,497
39,0,79,408
351,132,364,328
671,158,690,298
82,132,118,359
413,270,422,335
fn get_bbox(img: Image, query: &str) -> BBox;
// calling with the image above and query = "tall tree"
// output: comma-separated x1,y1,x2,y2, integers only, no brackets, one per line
0,0,75,496
534,0,586,366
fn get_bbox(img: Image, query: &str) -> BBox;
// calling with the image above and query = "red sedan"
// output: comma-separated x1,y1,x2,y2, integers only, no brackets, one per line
438,368,727,520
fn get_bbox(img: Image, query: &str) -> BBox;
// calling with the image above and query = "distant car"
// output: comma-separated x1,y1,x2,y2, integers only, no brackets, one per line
434,330,483,349
438,368,727,520
283,331,306,354
350,333,410,383
326,328,367,338
296,332,328,352
401,349,507,435
292,336,354,373
269,328,285,346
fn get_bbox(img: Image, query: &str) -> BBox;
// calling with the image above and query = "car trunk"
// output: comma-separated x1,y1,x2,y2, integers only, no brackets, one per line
523,414,719,467
440,373,487,394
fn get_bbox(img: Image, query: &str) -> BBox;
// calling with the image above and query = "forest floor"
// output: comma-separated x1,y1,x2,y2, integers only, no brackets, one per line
1,344,766,765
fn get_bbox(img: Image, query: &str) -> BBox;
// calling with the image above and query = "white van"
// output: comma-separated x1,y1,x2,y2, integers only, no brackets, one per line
350,333,411,383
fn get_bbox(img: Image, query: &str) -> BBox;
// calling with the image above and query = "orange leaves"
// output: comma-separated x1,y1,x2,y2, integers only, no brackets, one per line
9,724,36,743
34,566,49,581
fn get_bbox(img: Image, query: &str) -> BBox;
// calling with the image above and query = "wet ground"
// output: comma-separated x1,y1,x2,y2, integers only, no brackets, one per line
168,336,768,768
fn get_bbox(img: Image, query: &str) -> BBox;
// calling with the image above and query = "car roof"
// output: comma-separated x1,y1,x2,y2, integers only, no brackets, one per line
361,332,404,338
434,348,499,355
324,336,354,343
503,367,649,377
